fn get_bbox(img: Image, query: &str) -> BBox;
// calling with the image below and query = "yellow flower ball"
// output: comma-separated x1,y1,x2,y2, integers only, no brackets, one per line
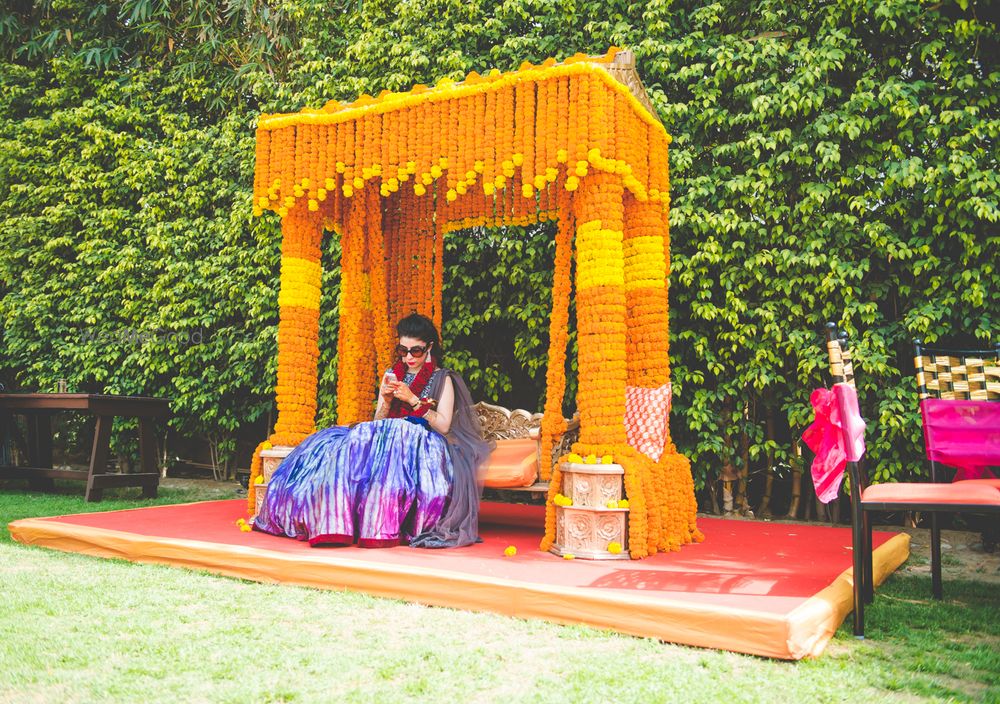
601,454,613,464
235,518,246,526
566,453,583,463
504,545,517,557
618,499,630,509
254,475,264,485
606,500,617,509
584,454,597,464
607,542,622,555
262,441,273,450
563,553,575,560
239,524,252,532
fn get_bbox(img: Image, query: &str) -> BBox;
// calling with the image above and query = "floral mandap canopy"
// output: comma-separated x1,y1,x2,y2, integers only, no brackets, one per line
248,48,701,559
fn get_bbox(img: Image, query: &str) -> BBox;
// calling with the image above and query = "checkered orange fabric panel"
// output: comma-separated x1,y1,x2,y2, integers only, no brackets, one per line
624,383,672,461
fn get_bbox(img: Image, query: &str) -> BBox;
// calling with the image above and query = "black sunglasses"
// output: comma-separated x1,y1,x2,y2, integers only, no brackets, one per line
396,344,429,357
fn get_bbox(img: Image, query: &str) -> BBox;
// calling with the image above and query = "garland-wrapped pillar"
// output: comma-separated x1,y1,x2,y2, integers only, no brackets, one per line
247,204,322,512
274,206,323,437
542,172,644,554
572,173,628,451
622,193,667,553
621,194,701,553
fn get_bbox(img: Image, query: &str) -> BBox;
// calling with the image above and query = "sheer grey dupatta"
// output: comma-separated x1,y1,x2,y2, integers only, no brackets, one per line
409,370,493,548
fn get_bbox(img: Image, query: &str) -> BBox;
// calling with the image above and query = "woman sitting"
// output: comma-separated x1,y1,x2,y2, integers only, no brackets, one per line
254,314,491,548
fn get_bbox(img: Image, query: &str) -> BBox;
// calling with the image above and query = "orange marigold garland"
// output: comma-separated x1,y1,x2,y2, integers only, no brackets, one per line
539,187,574,482
274,205,322,438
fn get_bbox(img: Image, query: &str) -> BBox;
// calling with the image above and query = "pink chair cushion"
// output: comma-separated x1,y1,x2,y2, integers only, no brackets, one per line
956,478,1000,490
862,481,1000,506
482,438,538,488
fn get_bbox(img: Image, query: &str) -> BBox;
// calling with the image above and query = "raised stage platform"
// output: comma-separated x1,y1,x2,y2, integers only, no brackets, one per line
8,500,909,660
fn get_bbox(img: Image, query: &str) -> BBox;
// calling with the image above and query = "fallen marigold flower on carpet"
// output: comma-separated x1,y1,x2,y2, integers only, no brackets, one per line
504,545,517,557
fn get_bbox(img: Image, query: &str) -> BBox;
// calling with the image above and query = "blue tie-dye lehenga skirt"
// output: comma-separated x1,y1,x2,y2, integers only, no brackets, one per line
253,418,453,547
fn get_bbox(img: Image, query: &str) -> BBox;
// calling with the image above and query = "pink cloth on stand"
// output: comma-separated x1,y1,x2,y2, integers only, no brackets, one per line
802,383,867,503
920,399,1000,481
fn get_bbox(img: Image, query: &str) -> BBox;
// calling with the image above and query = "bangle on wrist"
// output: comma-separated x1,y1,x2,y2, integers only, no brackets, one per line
408,397,437,417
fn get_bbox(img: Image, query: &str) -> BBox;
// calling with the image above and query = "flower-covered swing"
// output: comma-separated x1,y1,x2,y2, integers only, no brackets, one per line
247,48,702,558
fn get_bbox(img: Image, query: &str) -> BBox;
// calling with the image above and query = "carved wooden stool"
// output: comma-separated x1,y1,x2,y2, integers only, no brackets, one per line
551,462,630,560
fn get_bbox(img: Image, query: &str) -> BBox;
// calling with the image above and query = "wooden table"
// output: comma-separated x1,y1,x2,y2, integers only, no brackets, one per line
0,394,170,501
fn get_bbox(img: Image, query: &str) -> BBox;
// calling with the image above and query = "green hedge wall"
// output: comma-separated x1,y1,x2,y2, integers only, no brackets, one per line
1,1,995,508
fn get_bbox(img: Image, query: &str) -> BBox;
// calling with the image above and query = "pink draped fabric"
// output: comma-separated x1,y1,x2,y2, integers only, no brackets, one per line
920,399,1000,481
802,383,867,503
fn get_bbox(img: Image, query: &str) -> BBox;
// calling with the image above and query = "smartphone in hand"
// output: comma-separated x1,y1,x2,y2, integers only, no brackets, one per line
381,371,398,396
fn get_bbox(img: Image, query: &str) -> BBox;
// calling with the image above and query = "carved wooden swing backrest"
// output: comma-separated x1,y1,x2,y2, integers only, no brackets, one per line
472,401,579,465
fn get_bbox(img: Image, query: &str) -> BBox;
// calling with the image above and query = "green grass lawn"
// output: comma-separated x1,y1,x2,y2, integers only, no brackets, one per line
1,481,998,703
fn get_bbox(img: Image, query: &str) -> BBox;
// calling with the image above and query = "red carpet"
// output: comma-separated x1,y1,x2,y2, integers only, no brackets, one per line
9,500,909,659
